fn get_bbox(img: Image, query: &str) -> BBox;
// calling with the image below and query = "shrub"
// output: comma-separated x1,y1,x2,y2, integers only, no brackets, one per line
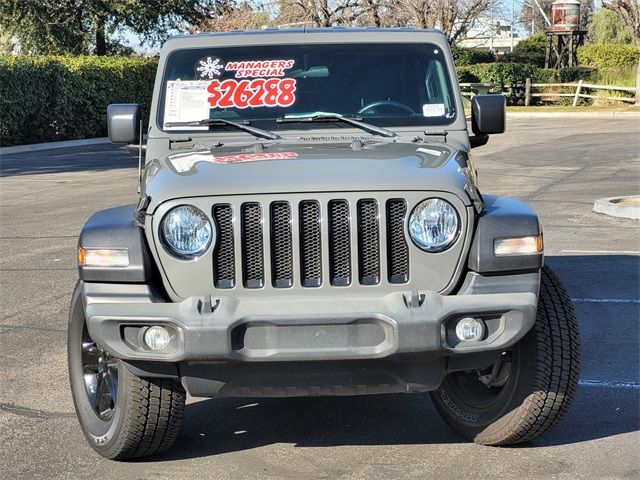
597,67,637,87
558,67,599,82
451,46,496,66
577,44,639,71
500,34,547,68
456,66,481,83
462,62,539,87
0,55,158,146
454,62,541,104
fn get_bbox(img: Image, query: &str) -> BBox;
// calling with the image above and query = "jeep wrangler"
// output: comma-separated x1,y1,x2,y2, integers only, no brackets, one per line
68,28,580,460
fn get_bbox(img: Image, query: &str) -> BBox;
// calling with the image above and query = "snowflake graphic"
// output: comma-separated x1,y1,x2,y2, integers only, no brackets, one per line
196,57,223,79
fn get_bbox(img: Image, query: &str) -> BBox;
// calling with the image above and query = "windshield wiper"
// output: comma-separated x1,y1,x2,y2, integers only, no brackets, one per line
277,114,397,138
164,118,281,140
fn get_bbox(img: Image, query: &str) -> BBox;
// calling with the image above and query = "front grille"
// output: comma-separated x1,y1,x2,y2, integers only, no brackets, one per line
241,203,264,288
357,200,380,285
212,204,235,288
386,200,409,284
299,201,322,287
328,200,352,286
270,202,293,288
212,198,410,289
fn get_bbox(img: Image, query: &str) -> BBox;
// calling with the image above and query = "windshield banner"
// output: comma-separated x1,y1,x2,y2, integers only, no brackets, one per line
164,59,298,128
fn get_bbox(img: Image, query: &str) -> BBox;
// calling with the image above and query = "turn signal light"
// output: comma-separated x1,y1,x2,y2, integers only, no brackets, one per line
78,247,129,267
494,235,543,256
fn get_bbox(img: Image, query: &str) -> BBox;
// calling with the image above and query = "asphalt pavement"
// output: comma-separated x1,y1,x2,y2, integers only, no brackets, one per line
1,117,639,479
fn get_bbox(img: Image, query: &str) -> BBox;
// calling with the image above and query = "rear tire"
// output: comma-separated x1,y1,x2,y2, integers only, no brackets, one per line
431,265,580,445
68,282,186,460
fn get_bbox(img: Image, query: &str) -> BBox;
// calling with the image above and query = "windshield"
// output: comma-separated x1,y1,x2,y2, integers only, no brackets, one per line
158,43,456,133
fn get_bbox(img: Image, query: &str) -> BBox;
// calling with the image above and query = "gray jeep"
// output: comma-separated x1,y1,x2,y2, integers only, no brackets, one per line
68,28,580,460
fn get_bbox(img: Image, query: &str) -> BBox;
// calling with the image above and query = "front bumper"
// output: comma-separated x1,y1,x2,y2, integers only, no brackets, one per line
83,272,538,364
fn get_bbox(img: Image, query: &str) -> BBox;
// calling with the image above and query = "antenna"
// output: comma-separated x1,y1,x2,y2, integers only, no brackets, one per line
137,119,143,194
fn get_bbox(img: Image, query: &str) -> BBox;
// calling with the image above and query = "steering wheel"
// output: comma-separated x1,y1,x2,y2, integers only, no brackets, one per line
358,100,416,116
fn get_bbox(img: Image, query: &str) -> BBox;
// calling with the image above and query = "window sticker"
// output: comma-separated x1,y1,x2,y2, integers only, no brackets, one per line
422,103,446,117
168,59,298,128
224,59,295,78
195,56,224,79
207,78,296,109
164,80,211,130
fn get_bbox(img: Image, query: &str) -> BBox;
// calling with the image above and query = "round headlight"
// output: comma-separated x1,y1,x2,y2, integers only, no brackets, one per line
409,198,459,252
160,205,212,259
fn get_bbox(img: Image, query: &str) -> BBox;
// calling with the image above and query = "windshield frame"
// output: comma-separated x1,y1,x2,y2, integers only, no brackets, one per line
154,41,460,136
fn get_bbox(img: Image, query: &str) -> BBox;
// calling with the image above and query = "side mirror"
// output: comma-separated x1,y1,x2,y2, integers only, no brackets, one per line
471,94,505,135
107,104,141,144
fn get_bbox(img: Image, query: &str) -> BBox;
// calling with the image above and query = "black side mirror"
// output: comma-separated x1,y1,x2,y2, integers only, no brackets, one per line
471,94,505,135
107,104,141,144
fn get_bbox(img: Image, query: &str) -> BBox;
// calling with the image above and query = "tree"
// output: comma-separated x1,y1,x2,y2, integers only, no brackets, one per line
277,0,361,27
397,0,498,43
500,33,547,66
188,1,271,31
601,0,640,103
0,0,220,55
588,7,633,43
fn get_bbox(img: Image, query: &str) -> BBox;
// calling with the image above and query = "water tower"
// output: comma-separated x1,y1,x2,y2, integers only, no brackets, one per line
544,0,586,69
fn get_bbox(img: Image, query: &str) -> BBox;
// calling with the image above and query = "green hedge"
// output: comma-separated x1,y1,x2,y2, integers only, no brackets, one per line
451,46,496,66
532,67,599,83
577,44,639,71
0,56,158,146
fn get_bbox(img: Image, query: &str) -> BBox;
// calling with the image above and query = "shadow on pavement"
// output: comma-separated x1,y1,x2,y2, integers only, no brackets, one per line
0,144,135,177
138,254,638,461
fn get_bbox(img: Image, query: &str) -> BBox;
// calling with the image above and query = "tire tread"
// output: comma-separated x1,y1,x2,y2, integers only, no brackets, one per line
478,265,581,445
109,375,185,460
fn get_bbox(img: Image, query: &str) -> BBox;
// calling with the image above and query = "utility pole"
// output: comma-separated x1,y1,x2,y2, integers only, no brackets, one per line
510,0,515,51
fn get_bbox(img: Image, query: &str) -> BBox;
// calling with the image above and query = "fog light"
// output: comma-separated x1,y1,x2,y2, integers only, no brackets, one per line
455,317,485,342
143,326,171,351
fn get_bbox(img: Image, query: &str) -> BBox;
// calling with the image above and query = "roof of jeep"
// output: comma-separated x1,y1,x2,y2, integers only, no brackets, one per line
161,27,449,50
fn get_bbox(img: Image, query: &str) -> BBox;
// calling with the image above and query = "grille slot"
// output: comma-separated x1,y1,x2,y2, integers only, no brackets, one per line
212,204,235,288
328,200,352,286
357,200,380,285
270,202,293,288
386,199,409,284
299,201,322,287
241,203,264,288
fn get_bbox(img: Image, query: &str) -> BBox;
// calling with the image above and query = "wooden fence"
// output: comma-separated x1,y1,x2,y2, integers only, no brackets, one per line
459,81,637,106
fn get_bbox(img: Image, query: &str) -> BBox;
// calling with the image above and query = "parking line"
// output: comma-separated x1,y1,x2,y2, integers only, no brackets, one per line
579,380,640,390
571,298,640,304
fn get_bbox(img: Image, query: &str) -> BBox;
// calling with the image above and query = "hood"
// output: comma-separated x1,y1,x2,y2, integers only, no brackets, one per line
143,140,473,213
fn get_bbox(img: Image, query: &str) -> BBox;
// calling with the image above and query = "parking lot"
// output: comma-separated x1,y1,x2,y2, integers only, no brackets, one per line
1,116,638,479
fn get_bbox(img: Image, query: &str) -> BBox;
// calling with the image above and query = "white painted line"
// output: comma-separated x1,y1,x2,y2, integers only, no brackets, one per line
571,298,640,304
561,249,640,255
579,380,640,390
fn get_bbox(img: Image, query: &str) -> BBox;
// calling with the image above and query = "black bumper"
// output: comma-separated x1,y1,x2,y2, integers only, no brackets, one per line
82,272,539,397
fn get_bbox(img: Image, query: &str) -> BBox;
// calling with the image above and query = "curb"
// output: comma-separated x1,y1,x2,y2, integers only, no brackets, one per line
593,196,640,220
0,137,109,155
506,111,640,118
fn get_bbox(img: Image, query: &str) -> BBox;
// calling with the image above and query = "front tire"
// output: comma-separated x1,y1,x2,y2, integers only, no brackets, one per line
431,265,580,446
68,282,186,460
